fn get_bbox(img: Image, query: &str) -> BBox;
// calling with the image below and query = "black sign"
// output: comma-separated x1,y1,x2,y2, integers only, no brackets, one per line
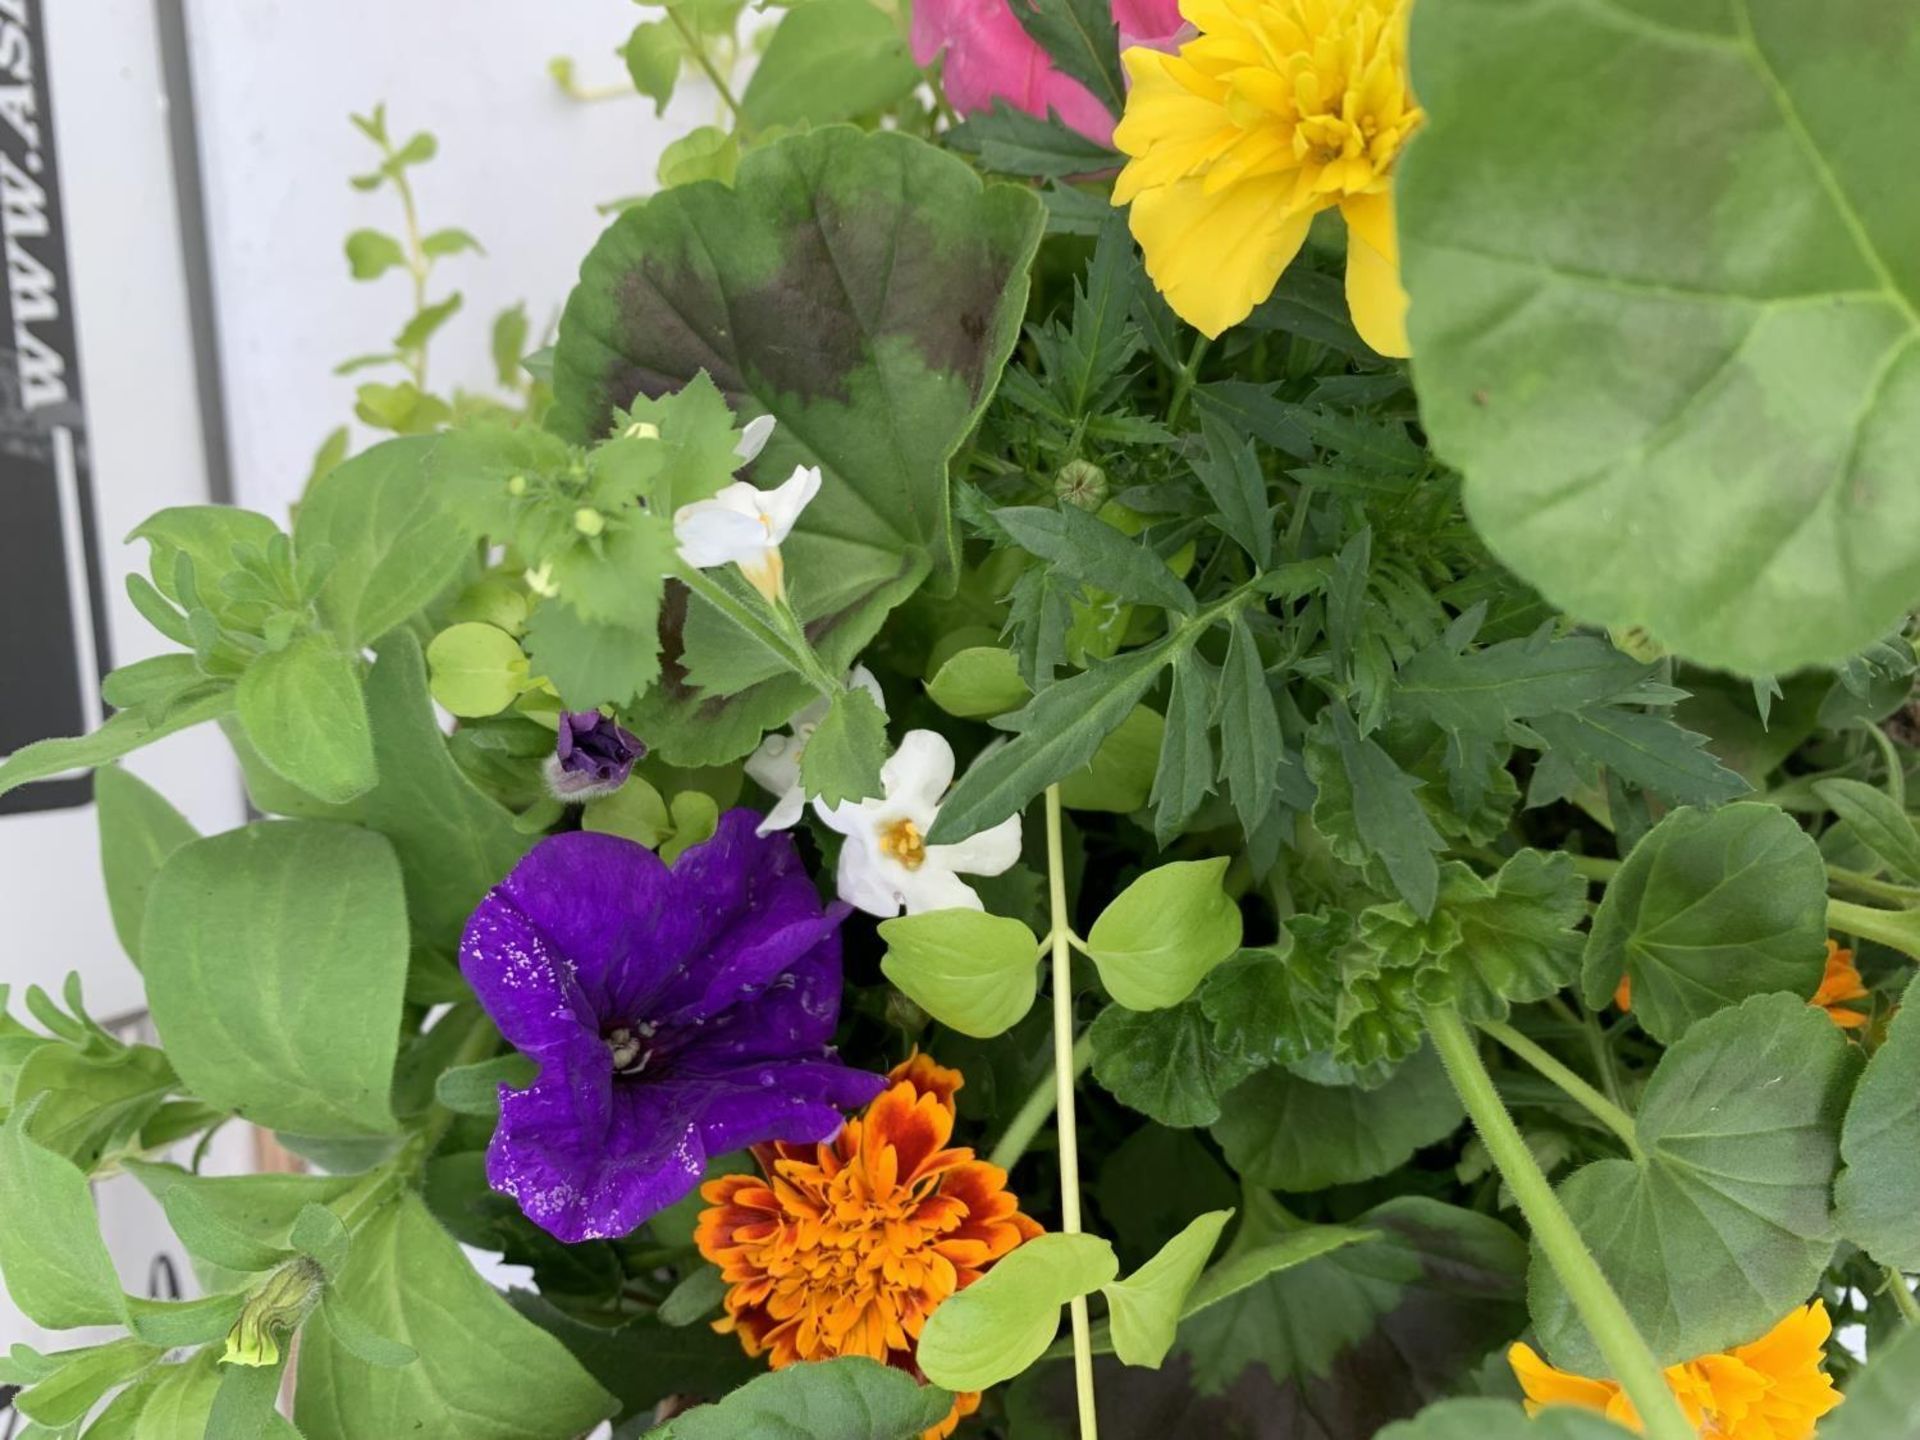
0,0,108,815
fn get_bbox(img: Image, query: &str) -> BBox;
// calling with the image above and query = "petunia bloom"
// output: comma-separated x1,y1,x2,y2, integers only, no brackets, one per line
1111,0,1424,354
912,0,1187,146
1510,1301,1843,1439
696,1053,1042,1440
459,811,886,1242
1616,938,1869,1033
673,463,822,602
746,665,887,835
814,730,1022,916
547,709,646,799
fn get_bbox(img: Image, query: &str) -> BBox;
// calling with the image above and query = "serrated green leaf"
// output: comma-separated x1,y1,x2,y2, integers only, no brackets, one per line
918,1233,1117,1391
1215,612,1283,837
879,908,1039,1039
1150,647,1216,844
1582,802,1827,1043
1198,920,1344,1071
1533,994,1861,1371
524,604,660,711
1311,706,1444,917
944,101,1121,179
799,685,887,807
1191,411,1274,568
1090,998,1259,1128
1011,0,1124,115
994,504,1195,615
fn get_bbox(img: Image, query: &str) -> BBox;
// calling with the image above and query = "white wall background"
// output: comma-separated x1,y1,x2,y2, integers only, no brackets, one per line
184,0,731,517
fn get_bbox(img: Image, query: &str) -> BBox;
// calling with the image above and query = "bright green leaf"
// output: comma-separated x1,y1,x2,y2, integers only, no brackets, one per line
1102,1209,1233,1370
1057,704,1163,813
345,229,406,280
917,1233,1118,1391
739,0,919,130
1377,1397,1636,1440
0,686,236,799
0,1102,126,1329
879,908,1040,1039
95,765,198,967
1086,858,1242,1011
234,635,378,806
426,623,530,718
925,645,1029,720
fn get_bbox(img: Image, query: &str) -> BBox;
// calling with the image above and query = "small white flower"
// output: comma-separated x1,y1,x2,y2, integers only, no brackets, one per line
746,666,886,835
672,463,820,602
735,413,776,464
815,730,1022,917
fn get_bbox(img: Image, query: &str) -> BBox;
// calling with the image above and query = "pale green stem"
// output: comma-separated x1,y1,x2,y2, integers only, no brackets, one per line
1828,897,1920,963
1826,866,1920,908
665,10,749,134
1887,1268,1920,1327
1046,786,1099,1439
1479,1020,1643,1162
1426,1006,1696,1440
987,1031,1094,1173
1165,335,1210,429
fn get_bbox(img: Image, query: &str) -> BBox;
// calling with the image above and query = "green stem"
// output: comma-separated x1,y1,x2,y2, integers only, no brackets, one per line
1568,854,1622,882
1479,1020,1643,1161
665,10,749,134
1165,335,1211,429
1826,865,1920,908
1887,1268,1920,1327
1864,723,1907,809
678,566,835,697
1425,1006,1695,1440
387,162,432,391
1046,786,1099,1440
988,1031,1095,1172
1828,897,1920,962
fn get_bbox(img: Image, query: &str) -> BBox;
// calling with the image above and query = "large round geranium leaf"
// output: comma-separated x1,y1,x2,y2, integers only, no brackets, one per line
1399,0,1920,675
550,126,1042,762
1531,994,1861,1372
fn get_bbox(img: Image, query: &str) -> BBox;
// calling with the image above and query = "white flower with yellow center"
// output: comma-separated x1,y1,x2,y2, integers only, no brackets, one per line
672,463,820,602
814,730,1022,916
745,665,887,835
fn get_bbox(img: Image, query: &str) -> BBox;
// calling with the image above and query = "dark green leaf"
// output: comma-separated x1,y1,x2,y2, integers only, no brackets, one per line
995,504,1196,615
1191,411,1275,566
1377,1398,1636,1440
648,1356,951,1440
1150,647,1217,844
1313,706,1445,917
1521,705,1748,809
1835,974,1920,1271
1089,999,1260,1128
1215,613,1283,837
1815,777,1920,883
799,685,888,807
944,101,1121,179
1011,0,1124,116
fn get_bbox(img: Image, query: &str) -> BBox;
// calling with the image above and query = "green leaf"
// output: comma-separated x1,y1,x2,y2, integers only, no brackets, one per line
1311,706,1445,917
1150,648,1217,844
1817,1322,1920,1440
13,1039,176,1170
622,20,680,113
1377,1398,1637,1440
944,102,1121,180
1011,0,1123,116
134,1173,293,1273
925,645,1030,720
1399,0,1920,675
396,292,462,352
491,304,530,388
879,908,1040,1039
1815,777,1920,883
524,604,660,712
555,129,1037,755
1086,859,1242,1011
294,435,469,647
1582,802,1828,1043
0,684,235,799
362,634,534,959
131,506,281,623
12,1337,162,1429
124,1163,360,1261
1192,412,1273,569
356,379,451,434
0,1102,126,1329
316,1294,417,1369
1520,706,1749,809
1090,998,1259,1128
917,1233,1118,1391
95,765,198,967
1533,993,1861,1371
142,820,408,1137
1835,974,1920,1270
426,622,530,717
1198,924,1342,1071
740,0,919,129
1101,1210,1233,1370
995,505,1196,615
929,629,1184,843
434,1054,537,1118
1211,1042,1462,1190
799,685,887,806
344,228,406,280
658,126,739,189
295,1193,614,1440
656,1265,727,1329
234,635,378,806
421,227,482,259
646,1356,952,1440
583,776,674,849
1215,613,1284,837
1057,704,1163,813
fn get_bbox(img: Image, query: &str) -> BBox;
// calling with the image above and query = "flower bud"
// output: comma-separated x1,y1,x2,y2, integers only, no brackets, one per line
223,1258,323,1368
574,507,605,537
506,473,527,496
547,710,647,801
1055,459,1108,510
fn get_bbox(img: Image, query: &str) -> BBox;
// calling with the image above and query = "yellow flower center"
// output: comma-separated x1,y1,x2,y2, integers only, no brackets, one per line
878,818,927,870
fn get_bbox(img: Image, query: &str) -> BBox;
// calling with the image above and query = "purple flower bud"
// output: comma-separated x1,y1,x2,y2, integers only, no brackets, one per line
548,711,646,799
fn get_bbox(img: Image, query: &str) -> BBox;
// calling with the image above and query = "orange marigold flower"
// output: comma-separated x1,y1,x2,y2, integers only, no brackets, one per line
694,1052,1043,1440
1509,1301,1843,1439
1810,940,1869,1030
1616,939,1869,1032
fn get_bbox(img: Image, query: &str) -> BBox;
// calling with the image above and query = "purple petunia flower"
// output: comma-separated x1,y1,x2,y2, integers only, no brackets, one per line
548,710,646,798
459,809,886,1242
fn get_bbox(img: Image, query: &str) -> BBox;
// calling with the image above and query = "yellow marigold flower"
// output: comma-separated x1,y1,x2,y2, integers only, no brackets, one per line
1111,0,1423,354
1616,939,1869,1032
1509,1301,1843,1439
695,1053,1043,1440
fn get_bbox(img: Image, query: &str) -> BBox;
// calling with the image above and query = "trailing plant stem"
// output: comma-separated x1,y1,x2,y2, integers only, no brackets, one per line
1046,784,1099,1439
1426,1005,1695,1440
1479,1020,1643,1161
987,1031,1094,1172
1887,1268,1920,1327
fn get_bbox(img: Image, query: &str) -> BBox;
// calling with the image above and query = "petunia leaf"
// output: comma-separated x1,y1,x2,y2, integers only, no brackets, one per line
233,634,378,806
1532,993,1861,1371
879,908,1040,1039
95,764,198,968
917,1233,1118,1392
1834,973,1920,1271
1399,0,1920,674
643,1356,952,1440
1582,802,1828,1042
551,127,1041,762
